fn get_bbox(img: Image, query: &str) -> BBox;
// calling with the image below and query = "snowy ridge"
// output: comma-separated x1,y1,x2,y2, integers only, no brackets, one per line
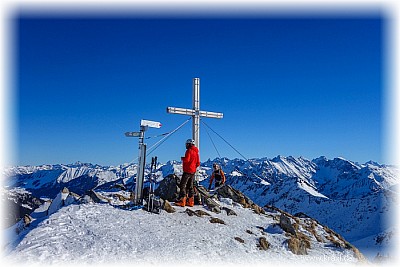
4,162,136,198
3,156,399,261
4,190,364,265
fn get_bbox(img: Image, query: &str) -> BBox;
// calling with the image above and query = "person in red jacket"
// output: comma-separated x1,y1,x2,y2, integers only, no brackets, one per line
175,139,200,207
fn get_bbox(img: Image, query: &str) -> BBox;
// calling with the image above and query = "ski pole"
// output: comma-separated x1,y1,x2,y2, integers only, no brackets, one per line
152,156,157,212
149,156,157,212
148,157,155,210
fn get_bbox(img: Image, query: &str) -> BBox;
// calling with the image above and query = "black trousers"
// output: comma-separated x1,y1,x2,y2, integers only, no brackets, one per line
179,172,195,198
215,180,223,188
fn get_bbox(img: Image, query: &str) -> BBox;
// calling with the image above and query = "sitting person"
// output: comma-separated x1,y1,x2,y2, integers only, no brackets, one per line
208,163,226,190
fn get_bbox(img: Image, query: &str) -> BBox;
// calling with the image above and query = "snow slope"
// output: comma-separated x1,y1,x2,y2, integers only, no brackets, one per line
4,200,361,266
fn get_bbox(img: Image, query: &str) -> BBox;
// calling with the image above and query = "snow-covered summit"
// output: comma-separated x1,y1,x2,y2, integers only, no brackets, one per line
4,185,365,265
3,155,398,262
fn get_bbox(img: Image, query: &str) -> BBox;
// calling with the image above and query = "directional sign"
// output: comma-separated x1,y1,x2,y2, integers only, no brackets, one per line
140,120,162,128
125,132,141,137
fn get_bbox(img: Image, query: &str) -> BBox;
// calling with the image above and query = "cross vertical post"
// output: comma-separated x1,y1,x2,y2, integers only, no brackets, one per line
192,78,200,148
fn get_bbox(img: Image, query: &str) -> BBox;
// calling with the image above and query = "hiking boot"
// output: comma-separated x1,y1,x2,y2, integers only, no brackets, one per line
187,196,194,207
175,197,186,207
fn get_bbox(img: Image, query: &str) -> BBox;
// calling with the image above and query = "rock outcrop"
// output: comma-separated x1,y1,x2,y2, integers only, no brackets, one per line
2,189,44,227
153,180,365,260
154,174,181,201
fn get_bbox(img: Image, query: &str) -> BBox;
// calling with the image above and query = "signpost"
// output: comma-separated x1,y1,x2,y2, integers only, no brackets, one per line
125,119,162,205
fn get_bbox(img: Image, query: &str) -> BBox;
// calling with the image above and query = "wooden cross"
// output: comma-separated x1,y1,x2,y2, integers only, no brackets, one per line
167,78,223,149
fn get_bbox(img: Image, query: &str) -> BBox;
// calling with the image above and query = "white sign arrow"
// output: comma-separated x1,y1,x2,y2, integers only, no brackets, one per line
141,120,162,128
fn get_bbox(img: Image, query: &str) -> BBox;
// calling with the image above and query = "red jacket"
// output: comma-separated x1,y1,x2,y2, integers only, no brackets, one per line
182,145,200,174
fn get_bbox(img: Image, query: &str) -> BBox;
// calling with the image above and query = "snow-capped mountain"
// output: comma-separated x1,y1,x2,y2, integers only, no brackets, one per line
2,156,398,261
3,162,135,199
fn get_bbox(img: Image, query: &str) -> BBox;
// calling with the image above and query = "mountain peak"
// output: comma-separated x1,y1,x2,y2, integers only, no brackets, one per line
4,183,366,265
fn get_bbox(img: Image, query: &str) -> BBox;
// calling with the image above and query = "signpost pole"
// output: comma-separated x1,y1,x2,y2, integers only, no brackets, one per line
125,120,161,206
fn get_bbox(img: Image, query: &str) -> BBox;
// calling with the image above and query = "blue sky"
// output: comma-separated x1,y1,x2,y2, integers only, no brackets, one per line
14,13,385,166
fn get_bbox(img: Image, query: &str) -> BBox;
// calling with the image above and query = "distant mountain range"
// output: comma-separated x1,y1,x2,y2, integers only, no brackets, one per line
2,156,398,260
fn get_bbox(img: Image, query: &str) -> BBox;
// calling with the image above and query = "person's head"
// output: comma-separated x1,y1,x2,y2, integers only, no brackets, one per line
213,163,220,170
185,139,195,148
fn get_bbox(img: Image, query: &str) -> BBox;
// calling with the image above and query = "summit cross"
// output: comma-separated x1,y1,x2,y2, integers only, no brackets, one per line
167,78,223,149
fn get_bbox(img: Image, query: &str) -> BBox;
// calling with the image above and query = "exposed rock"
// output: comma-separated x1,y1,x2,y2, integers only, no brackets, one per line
279,214,297,236
258,237,270,250
154,174,180,201
185,208,198,217
246,229,254,235
210,217,225,224
23,214,33,227
287,236,308,255
84,190,109,203
251,203,265,215
265,203,366,260
234,237,245,243
217,185,253,207
47,188,80,216
296,232,312,249
62,187,69,194
205,198,221,213
222,207,237,216
216,185,265,215
304,219,324,242
351,247,367,262
184,208,211,217
162,200,176,213
294,212,312,219
195,210,211,217
2,190,44,227
196,186,222,213
115,193,131,202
